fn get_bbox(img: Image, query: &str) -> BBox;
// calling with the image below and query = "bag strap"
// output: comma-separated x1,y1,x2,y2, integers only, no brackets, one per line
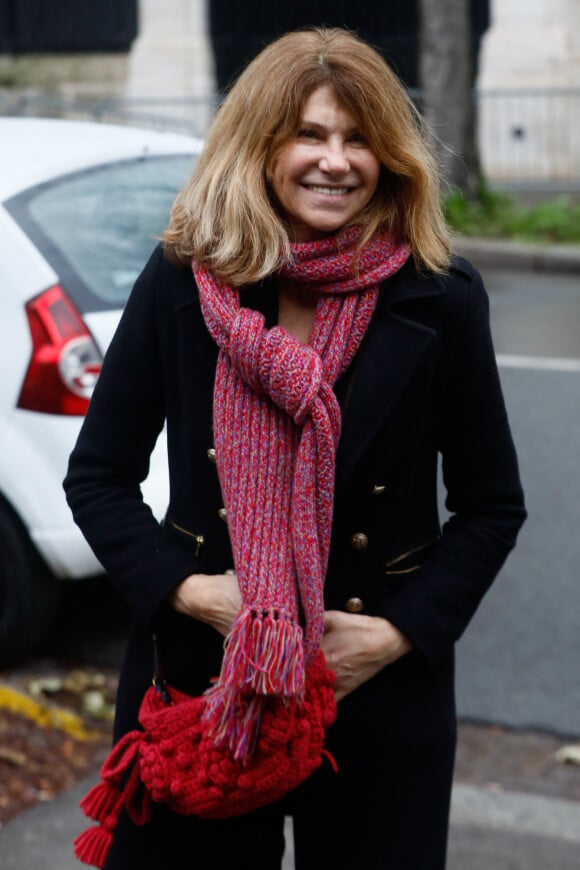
152,633,171,704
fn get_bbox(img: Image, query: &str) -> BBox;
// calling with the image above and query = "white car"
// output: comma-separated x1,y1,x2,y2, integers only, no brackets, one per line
0,117,202,661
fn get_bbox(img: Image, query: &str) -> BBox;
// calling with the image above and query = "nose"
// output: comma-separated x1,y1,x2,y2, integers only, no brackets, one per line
319,140,350,174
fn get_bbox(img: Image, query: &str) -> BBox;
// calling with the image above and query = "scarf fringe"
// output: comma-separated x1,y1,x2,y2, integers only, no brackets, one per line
204,607,304,760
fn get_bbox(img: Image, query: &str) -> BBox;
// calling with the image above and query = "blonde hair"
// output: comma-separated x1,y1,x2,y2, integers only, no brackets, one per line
164,27,451,284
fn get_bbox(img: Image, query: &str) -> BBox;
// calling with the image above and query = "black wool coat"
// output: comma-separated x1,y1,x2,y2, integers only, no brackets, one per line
64,246,525,869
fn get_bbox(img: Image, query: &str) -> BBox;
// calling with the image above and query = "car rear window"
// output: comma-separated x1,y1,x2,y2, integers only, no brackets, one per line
6,154,196,312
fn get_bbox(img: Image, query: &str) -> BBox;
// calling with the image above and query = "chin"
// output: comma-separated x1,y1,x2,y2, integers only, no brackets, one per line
293,222,349,243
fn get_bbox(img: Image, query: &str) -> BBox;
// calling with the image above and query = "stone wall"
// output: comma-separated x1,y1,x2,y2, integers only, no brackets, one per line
478,0,580,182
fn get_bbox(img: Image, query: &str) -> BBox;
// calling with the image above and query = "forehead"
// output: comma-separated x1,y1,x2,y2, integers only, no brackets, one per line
300,85,360,126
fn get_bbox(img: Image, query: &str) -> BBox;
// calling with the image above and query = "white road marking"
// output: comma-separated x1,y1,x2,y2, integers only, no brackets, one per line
496,354,580,372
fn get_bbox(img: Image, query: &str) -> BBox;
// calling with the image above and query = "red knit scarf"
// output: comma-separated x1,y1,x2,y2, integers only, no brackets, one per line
193,227,410,759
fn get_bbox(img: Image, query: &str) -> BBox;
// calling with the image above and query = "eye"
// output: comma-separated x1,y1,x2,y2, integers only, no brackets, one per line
298,128,320,140
349,131,368,145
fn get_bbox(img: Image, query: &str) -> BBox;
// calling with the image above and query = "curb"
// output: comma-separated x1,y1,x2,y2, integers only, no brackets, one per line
453,235,580,275
1,776,579,858
450,783,580,843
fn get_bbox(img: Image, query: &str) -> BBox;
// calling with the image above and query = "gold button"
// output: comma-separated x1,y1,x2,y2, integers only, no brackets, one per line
218,507,227,522
345,597,364,613
371,484,386,496
207,448,217,463
350,532,369,550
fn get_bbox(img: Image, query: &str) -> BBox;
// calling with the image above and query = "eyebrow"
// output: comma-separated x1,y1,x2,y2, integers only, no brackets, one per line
300,119,361,135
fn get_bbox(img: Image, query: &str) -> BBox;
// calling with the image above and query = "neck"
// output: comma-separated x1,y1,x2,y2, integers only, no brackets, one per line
277,278,319,345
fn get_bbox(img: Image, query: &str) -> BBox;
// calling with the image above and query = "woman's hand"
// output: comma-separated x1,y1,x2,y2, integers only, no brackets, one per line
168,573,242,638
320,611,413,702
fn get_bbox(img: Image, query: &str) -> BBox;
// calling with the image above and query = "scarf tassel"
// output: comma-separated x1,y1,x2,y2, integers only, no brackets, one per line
204,607,305,760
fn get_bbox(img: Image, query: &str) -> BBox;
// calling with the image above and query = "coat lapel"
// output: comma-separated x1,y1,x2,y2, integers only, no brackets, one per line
173,297,219,439
175,297,218,373
335,264,445,492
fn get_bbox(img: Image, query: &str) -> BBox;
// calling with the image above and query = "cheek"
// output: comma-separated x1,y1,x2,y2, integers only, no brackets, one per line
358,158,381,210
269,169,286,211
365,156,381,191
270,165,292,209
269,147,300,200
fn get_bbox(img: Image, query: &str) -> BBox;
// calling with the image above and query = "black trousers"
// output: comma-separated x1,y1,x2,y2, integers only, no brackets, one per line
106,767,450,870
103,651,456,870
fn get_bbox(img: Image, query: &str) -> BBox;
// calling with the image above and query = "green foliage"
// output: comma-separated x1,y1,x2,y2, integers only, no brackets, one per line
444,184,580,244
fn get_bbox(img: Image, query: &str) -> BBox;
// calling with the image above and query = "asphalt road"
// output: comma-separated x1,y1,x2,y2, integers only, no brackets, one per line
454,268,580,737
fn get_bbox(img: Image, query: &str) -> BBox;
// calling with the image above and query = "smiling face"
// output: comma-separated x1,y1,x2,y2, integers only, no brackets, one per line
270,85,381,243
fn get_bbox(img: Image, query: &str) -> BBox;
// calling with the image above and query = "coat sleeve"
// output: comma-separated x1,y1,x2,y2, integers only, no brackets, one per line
63,247,201,626
380,265,526,664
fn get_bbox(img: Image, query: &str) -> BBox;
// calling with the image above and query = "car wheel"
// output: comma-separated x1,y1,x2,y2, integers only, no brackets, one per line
0,502,61,664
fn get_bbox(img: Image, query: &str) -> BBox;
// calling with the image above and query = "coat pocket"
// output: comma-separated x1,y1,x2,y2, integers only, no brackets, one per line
166,515,206,557
385,536,440,576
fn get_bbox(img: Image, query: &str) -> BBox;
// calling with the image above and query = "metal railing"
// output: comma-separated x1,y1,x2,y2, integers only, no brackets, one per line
2,88,580,188
0,92,217,138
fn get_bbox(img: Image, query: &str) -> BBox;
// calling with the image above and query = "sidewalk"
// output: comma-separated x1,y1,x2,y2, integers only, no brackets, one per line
1,773,579,869
454,234,580,275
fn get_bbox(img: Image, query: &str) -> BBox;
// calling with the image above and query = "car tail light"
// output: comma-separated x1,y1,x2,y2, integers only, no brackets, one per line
17,285,102,415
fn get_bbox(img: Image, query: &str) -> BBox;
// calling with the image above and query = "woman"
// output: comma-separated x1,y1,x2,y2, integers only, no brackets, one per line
64,27,525,870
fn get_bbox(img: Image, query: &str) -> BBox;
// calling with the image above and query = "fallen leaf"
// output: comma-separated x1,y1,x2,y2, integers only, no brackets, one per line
27,677,64,698
555,745,580,766
0,746,27,767
62,670,106,694
0,685,99,741
81,690,114,720
59,739,77,760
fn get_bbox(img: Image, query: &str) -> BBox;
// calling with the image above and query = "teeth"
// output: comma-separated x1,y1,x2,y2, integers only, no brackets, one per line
309,186,349,196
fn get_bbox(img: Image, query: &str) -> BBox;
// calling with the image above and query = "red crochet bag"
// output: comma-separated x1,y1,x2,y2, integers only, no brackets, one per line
74,648,337,869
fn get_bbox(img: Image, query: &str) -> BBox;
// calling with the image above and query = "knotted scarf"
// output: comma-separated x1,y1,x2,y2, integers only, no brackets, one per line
194,226,411,759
